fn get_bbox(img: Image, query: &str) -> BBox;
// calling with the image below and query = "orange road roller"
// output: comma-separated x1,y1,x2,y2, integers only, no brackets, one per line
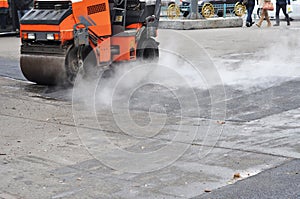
20,0,161,85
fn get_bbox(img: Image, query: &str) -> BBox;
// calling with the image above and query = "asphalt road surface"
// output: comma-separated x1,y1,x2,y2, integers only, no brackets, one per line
0,22,299,198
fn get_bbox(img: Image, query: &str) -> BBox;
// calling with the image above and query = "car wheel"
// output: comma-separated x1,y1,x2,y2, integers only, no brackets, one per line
183,11,189,17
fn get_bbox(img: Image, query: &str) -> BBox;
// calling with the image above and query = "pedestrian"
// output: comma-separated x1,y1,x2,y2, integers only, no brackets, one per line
241,0,256,27
256,0,272,27
10,0,20,32
274,0,290,26
15,0,32,21
0,0,9,30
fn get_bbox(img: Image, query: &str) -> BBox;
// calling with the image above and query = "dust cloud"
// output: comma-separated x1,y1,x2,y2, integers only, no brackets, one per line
72,32,299,107
72,50,208,108
216,33,300,91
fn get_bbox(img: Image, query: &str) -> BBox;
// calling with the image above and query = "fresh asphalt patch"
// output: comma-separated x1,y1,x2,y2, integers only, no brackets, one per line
1,55,299,124
194,158,300,199
113,78,300,122
11,76,300,124
0,57,26,81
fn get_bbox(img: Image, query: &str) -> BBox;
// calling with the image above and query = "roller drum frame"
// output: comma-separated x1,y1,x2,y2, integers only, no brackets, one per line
20,44,73,85
20,54,67,85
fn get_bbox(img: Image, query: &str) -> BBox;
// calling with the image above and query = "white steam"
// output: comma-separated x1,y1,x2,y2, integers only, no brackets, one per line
215,33,300,91
72,31,300,107
79,51,209,107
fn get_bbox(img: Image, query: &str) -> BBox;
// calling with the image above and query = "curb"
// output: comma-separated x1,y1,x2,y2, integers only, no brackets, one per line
0,31,18,37
159,17,243,30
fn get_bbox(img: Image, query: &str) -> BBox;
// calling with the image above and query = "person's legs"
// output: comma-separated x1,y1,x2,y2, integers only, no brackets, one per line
247,5,255,25
0,14,6,29
274,4,281,25
265,10,272,26
246,6,251,25
19,10,29,19
23,10,29,17
282,4,290,25
256,9,266,27
246,6,252,26
17,10,21,21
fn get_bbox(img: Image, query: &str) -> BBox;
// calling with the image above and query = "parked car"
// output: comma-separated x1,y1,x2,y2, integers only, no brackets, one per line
180,0,201,17
179,0,243,18
161,0,180,7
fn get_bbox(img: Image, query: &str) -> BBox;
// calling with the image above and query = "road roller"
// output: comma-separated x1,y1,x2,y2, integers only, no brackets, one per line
20,0,161,85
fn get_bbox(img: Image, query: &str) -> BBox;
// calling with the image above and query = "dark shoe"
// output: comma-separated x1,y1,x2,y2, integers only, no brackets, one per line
246,22,251,27
287,22,290,26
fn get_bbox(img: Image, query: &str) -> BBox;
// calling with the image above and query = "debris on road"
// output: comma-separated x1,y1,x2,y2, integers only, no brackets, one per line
233,173,241,179
217,120,226,125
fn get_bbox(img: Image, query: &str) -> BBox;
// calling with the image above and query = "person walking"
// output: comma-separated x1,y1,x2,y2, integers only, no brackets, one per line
14,0,32,31
242,0,256,27
0,0,9,30
256,0,272,27
16,0,32,20
274,0,290,26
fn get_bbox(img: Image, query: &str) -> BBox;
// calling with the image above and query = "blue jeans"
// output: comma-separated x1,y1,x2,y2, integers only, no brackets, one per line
275,3,290,24
18,10,29,21
0,14,6,29
246,4,255,24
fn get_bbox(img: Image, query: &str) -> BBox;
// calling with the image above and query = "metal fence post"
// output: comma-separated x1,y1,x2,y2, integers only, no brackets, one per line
223,3,227,18
188,0,200,19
